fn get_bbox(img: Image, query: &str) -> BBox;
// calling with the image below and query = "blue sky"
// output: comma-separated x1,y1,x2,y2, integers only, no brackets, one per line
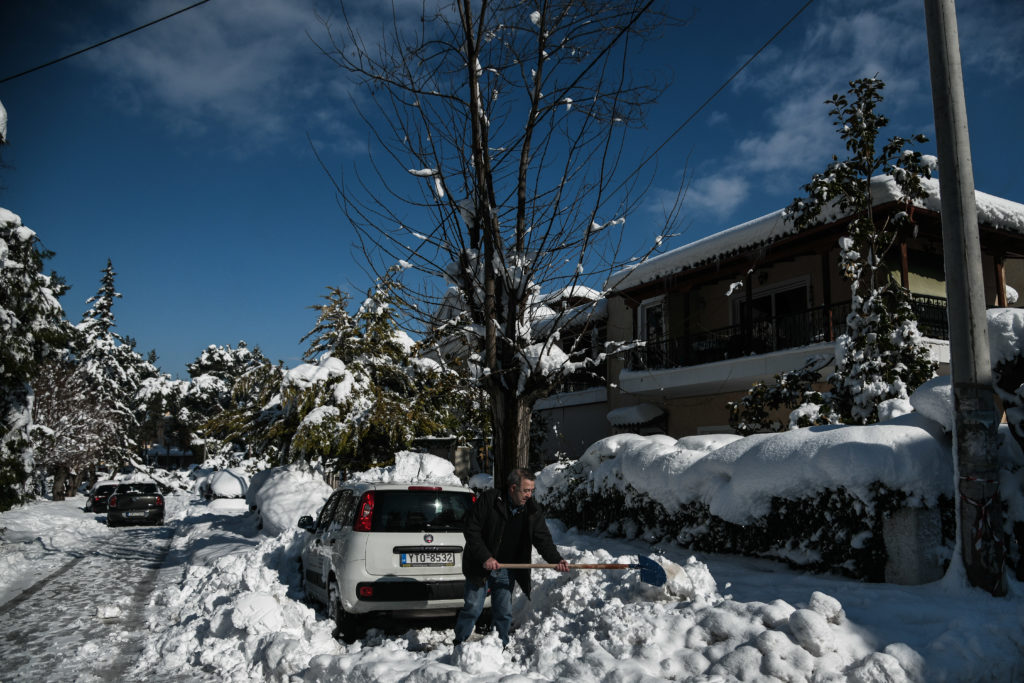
1,0,1021,378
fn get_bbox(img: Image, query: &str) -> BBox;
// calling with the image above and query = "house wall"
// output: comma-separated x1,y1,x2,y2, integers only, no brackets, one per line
606,295,633,412
534,388,610,461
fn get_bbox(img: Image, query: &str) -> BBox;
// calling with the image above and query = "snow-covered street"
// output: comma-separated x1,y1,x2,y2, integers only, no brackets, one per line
2,480,1022,682
0,497,190,681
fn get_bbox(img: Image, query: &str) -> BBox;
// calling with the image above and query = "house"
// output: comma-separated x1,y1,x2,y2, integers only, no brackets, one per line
535,175,1024,454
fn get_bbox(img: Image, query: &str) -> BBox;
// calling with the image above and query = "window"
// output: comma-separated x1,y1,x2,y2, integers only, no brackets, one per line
638,296,666,340
372,491,475,533
332,490,356,529
315,491,343,531
733,281,808,324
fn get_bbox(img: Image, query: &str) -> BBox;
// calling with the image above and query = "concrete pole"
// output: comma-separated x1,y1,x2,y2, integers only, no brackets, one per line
923,0,1006,595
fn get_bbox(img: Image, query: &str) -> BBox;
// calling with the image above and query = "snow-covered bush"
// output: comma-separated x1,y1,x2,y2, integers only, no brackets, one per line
537,412,1024,581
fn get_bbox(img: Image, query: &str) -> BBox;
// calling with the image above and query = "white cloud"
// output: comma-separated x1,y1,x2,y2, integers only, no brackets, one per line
685,174,751,217
78,0,374,147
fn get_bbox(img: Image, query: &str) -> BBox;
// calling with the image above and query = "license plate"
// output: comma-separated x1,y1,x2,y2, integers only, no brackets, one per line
400,552,455,567
126,511,147,517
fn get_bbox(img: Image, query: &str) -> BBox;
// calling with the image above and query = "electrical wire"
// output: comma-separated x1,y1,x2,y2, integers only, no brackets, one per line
0,0,216,84
645,0,819,164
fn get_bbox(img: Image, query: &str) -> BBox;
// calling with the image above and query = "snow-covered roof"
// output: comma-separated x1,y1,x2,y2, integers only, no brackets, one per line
607,175,1024,293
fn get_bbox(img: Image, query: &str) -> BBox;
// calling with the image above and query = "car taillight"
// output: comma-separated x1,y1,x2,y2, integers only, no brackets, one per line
472,494,477,503
156,495,164,506
353,491,375,532
358,585,374,598
108,495,118,509
94,495,103,502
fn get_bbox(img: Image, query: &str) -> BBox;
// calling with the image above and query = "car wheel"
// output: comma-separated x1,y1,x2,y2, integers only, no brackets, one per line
327,581,364,643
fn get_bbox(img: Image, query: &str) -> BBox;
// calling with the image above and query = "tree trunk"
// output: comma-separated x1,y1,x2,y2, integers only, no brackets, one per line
70,469,88,497
52,464,69,501
490,391,533,488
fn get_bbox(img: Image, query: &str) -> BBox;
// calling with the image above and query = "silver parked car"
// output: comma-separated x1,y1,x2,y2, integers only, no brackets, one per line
298,481,480,641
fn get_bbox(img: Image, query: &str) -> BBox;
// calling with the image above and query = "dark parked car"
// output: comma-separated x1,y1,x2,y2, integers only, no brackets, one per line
107,482,165,526
85,481,119,513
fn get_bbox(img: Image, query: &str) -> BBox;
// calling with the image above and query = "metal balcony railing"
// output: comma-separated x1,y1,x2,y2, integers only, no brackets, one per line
626,295,951,372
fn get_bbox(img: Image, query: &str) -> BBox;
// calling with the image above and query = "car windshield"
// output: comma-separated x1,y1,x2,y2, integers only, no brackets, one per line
372,490,474,533
94,485,116,495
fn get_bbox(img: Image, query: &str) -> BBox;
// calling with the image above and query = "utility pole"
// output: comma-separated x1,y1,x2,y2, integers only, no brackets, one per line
923,0,1006,595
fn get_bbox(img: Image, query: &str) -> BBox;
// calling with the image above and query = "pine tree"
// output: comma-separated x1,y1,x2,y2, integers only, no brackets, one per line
732,78,937,431
283,276,487,474
301,287,360,363
74,260,143,464
0,208,69,509
182,341,272,459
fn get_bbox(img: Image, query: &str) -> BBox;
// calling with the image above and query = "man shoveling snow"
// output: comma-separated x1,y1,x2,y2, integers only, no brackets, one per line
453,468,570,646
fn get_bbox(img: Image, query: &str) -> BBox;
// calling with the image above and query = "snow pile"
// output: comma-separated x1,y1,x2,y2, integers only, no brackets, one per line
347,451,462,486
909,376,955,432
988,307,1024,365
141,498,341,678
199,468,249,498
513,546,916,682
248,466,333,535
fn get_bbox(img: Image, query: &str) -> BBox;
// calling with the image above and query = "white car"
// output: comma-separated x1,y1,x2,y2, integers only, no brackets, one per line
298,481,479,641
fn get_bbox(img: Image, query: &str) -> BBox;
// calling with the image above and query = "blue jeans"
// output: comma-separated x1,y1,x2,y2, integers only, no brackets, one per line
453,569,514,645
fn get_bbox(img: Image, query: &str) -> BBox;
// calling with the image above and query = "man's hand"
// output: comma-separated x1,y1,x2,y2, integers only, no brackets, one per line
555,559,570,572
483,557,500,571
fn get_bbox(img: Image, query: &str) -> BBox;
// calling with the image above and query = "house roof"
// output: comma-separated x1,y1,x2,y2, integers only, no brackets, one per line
606,175,1024,293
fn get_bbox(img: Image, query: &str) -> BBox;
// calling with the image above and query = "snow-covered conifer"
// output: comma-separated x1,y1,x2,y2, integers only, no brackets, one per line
73,260,145,463
778,78,936,426
0,208,68,509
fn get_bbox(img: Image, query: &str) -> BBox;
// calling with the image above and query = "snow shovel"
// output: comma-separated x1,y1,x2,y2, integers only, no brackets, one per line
500,555,667,587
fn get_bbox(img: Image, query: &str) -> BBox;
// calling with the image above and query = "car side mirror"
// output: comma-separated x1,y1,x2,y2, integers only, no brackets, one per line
298,515,315,531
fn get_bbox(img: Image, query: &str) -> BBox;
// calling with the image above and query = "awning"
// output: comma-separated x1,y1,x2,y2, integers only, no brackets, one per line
606,403,665,427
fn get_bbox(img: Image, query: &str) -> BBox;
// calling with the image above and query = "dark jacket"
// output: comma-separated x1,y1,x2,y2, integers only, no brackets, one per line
462,487,563,597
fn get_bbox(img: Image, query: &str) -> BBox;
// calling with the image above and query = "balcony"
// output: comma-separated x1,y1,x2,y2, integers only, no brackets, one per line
626,295,950,372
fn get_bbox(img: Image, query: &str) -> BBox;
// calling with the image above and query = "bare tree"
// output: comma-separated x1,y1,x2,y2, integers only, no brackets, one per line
316,0,682,484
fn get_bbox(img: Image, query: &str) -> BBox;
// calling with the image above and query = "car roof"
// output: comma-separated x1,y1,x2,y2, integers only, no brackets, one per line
91,480,120,489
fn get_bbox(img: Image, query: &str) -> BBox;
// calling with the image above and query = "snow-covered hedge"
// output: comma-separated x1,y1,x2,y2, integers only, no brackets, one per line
537,412,1022,581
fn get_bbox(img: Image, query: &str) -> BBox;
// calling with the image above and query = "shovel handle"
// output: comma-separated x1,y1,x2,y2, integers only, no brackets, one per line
498,563,632,570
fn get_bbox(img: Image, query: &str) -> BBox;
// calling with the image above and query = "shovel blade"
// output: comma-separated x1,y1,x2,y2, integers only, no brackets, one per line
636,555,667,587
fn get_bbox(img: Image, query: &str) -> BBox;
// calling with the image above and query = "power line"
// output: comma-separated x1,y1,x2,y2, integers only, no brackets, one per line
0,0,216,84
645,0,819,165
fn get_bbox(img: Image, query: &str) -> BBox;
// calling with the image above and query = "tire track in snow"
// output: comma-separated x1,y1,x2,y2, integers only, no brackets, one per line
0,523,176,682
0,554,85,616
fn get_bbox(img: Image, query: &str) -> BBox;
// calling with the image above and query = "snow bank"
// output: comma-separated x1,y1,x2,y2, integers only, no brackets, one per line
199,469,250,498
249,466,333,535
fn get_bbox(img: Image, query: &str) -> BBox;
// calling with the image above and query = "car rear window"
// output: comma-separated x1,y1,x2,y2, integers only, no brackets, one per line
116,483,159,494
94,485,116,495
371,490,474,533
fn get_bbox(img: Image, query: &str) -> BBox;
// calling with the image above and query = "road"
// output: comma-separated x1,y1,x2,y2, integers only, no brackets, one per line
0,517,190,682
